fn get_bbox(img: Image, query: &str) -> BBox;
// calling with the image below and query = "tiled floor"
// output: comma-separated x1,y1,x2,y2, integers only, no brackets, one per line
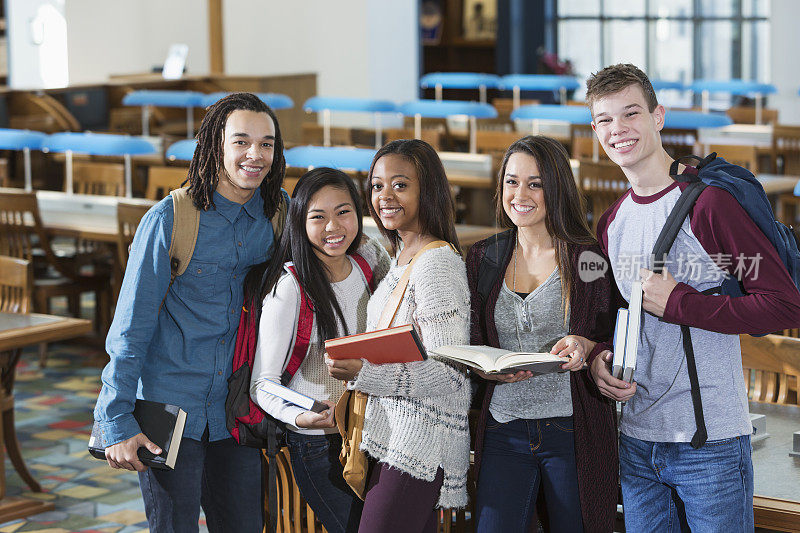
2,342,207,532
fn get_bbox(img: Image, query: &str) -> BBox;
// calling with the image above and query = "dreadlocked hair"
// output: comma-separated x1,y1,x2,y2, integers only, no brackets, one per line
184,92,286,218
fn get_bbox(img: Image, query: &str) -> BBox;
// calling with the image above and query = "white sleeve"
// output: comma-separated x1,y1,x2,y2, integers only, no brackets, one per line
249,273,306,427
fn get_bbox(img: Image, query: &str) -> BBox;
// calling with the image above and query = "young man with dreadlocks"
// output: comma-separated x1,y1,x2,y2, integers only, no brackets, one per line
93,93,288,532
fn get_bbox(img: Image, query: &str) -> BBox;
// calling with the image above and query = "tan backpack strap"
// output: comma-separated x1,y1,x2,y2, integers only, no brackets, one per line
376,240,452,329
168,187,200,279
270,192,288,242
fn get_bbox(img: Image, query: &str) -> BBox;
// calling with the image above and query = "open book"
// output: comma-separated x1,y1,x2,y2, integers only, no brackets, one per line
611,281,642,383
430,345,565,375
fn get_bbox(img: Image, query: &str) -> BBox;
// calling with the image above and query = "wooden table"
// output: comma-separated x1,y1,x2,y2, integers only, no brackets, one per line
749,401,800,531
36,191,499,252
757,174,799,196
0,312,92,522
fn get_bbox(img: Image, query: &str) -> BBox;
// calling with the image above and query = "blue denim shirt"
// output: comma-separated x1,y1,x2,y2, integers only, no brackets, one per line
94,189,286,445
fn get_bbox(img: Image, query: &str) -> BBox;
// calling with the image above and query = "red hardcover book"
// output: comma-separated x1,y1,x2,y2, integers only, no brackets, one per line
324,324,427,364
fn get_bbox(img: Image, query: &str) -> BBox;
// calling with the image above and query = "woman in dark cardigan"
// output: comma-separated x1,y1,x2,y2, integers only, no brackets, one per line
466,136,618,532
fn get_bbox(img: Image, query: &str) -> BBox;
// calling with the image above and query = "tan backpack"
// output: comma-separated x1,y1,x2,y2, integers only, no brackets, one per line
159,187,287,305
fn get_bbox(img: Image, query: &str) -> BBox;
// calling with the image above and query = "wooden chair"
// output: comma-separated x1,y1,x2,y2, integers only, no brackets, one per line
7,92,80,133
70,161,126,196
0,190,111,339
146,166,186,201
475,130,525,179
773,124,800,175
0,159,9,188
578,159,629,229
726,106,778,125
262,447,327,533
116,202,152,273
740,334,800,405
707,144,759,173
661,128,698,159
301,123,353,147
0,256,48,494
0,256,32,313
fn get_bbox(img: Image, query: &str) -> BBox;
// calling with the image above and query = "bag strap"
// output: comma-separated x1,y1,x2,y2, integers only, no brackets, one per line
270,193,288,243
351,252,375,292
282,252,374,384
168,187,201,279
265,421,280,533
651,181,707,274
377,240,453,330
651,177,715,449
158,188,201,313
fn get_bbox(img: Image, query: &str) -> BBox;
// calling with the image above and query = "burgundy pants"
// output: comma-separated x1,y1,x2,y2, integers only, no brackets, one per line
358,461,444,533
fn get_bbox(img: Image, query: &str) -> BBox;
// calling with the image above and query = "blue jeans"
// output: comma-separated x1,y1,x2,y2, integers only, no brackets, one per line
619,433,754,533
475,414,584,533
138,433,262,533
286,431,363,533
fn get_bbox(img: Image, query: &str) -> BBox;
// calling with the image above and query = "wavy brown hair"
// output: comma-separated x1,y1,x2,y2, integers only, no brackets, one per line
496,135,595,321
367,139,460,255
184,92,285,218
586,63,658,116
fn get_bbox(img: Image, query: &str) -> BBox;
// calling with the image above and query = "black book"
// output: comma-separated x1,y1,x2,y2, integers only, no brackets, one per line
88,399,187,470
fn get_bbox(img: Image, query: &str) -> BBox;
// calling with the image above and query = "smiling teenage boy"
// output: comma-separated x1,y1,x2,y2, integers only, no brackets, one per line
93,93,288,532
586,64,800,531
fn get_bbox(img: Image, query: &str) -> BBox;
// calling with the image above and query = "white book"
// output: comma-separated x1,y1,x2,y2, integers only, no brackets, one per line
611,308,629,380
260,381,328,413
622,281,643,383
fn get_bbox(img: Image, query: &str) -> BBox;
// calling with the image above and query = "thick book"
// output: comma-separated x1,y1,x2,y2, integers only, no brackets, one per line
612,281,642,383
611,308,629,380
430,344,565,375
324,323,427,363
260,380,328,413
88,399,187,470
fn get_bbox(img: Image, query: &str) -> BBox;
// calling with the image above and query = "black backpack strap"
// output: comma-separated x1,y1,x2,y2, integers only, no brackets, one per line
652,179,712,449
265,420,279,532
652,181,707,274
680,286,720,450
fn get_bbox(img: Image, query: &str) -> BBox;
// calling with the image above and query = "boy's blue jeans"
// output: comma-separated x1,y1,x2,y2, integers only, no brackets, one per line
619,433,754,533
138,433,262,533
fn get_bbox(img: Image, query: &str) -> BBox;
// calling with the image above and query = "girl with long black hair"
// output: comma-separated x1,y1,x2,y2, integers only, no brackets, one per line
247,167,390,533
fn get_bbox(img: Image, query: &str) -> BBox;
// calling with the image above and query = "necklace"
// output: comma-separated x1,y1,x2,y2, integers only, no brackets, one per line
512,236,531,350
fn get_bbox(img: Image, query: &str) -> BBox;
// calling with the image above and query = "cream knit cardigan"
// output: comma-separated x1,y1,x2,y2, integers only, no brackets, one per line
353,245,471,509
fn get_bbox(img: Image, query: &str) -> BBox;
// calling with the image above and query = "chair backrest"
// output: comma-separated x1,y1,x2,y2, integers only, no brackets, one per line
773,125,800,175
0,189,52,263
740,334,800,405
0,159,8,188
146,166,186,201
71,161,126,196
8,92,80,133
262,448,325,532
707,144,759,173
726,106,778,125
116,202,152,271
0,256,32,313
578,159,628,192
475,130,524,179
300,123,353,146
578,159,629,230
